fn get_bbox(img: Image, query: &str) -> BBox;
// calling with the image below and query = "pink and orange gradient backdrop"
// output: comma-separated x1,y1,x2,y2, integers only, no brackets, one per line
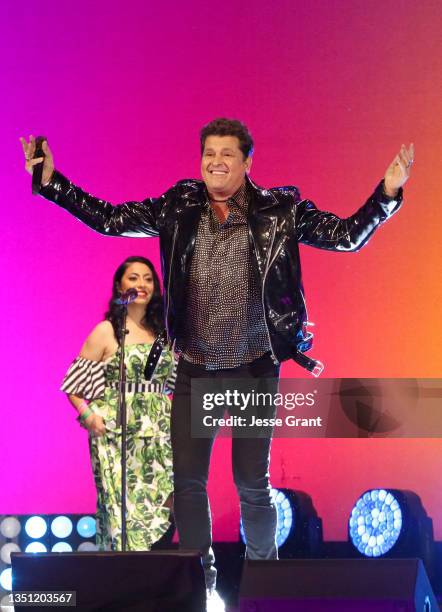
2,0,441,541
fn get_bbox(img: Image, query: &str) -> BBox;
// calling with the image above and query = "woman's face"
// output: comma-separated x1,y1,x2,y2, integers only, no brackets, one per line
118,262,154,304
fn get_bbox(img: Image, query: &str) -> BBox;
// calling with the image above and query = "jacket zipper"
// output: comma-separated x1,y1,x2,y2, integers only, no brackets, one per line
251,218,279,364
165,222,178,345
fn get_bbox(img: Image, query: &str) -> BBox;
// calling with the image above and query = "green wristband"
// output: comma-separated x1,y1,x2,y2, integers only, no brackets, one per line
79,408,93,422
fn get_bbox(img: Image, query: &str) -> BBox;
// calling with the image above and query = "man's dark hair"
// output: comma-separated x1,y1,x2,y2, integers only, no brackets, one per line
200,118,254,159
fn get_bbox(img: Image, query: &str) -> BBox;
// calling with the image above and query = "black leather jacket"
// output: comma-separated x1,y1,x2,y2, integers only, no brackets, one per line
40,171,402,373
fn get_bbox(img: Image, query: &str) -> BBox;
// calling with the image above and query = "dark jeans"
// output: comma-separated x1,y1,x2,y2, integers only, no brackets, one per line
171,353,280,590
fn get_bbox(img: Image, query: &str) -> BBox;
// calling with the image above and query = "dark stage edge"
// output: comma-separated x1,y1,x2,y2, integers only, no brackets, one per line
7,542,442,610
212,542,442,611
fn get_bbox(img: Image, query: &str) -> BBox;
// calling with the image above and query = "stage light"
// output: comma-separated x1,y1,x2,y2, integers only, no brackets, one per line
0,515,21,604
76,516,96,538
77,541,99,552
240,488,294,548
25,542,47,553
0,513,99,606
0,569,11,591
51,542,73,552
51,516,73,539
349,489,434,569
0,593,14,612
273,488,294,547
240,488,322,557
349,489,402,556
0,514,97,555
0,518,20,539
25,516,47,539
0,544,20,565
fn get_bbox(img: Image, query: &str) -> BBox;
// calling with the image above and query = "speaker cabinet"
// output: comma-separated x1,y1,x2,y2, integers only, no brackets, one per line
11,550,206,612
239,558,438,611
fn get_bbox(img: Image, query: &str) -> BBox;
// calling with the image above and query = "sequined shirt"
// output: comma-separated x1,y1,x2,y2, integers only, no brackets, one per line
176,182,271,369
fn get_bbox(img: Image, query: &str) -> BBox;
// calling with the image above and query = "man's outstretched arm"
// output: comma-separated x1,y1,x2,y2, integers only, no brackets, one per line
20,135,163,238
295,144,414,251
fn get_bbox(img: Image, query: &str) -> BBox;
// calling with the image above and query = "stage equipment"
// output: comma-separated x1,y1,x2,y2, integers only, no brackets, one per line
240,488,322,557
239,558,438,611
348,489,434,571
10,550,205,612
0,514,98,607
114,287,138,550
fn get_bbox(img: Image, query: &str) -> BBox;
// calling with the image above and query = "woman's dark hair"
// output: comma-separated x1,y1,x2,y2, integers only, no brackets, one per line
200,117,254,159
105,256,164,342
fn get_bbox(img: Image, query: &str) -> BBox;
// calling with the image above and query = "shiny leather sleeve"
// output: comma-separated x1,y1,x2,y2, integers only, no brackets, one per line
38,170,170,237
295,180,403,251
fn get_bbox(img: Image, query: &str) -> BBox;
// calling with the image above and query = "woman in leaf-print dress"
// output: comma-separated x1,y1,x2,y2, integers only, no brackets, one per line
61,256,175,551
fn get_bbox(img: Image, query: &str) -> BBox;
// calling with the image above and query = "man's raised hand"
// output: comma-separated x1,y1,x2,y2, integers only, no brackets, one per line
19,135,55,187
383,143,414,197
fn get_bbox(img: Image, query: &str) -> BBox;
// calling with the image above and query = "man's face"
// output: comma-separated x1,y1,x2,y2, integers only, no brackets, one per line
201,135,252,199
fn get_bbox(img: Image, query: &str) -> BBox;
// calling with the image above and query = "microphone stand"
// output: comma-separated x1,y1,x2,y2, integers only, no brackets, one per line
116,304,130,552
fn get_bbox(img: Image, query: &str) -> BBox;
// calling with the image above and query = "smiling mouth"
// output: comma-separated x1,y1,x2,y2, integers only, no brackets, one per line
209,169,228,175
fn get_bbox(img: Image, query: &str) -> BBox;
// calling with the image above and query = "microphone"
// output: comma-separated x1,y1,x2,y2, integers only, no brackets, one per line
114,288,138,305
32,136,47,195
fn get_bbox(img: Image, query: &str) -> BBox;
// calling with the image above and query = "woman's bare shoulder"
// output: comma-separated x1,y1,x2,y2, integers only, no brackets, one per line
79,320,116,361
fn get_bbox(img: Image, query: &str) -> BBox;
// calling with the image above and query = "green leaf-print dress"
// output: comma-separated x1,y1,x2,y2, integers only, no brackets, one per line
62,343,174,551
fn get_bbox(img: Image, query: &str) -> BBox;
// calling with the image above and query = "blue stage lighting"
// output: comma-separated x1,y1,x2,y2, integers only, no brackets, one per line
239,488,322,557
272,489,294,547
51,542,73,552
0,568,12,591
349,488,434,573
25,542,47,553
76,516,96,538
51,516,73,539
25,516,47,539
240,488,293,548
0,512,98,593
349,489,402,557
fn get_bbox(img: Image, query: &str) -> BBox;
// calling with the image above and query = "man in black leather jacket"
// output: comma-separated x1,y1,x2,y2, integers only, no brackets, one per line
21,120,414,602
